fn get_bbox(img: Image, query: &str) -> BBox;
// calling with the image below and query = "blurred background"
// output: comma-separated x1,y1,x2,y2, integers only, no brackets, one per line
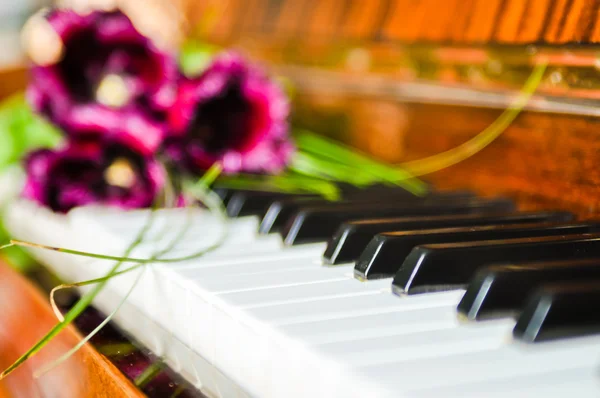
0,0,49,67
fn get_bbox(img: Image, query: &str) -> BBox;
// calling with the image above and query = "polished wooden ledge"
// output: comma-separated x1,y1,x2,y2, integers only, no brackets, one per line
0,258,142,398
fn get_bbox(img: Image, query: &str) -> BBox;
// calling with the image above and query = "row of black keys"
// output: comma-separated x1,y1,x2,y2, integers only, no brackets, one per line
216,186,600,343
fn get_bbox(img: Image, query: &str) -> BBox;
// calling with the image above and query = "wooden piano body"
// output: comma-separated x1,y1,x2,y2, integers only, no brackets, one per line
186,0,600,216
3,0,600,396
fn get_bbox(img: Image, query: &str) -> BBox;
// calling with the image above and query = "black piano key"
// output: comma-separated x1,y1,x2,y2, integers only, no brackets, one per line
258,189,475,235
260,197,329,234
513,282,600,342
347,187,474,201
458,259,600,321
226,191,313,217
214,187,232,201
392,234,600,295
283,197,515,246
327,211,574,265
213,187,240,207
357,221,597,280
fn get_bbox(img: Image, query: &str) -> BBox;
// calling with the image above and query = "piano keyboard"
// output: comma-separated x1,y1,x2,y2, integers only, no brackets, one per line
5,186,600,398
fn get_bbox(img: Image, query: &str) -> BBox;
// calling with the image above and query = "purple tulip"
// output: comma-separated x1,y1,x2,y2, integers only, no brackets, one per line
26,9,178,154
23,137,164,213
166,52,294,174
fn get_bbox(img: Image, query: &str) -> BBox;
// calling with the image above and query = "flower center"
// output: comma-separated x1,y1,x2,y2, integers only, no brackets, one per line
191,82,253,153
96,74,131,108
104,157,136,188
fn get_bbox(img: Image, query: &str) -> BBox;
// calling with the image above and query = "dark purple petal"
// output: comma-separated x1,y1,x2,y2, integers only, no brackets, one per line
66,104,166,155
27,9,178,153
166,52,293,175
23,138,164,213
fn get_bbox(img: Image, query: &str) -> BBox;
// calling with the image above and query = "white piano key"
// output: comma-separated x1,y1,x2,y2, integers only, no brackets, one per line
247,290,464,325
172,247,323,275
220,278,391,308
317,318,514,359
68,206,266,253
266,330,383,398
192,266,353,294
157,235,283,259
214,289,459,396
410,366,600,398
321,320,514,367
362,335,600,393
168,243,327,270
280,305,459,344
176,257,328,279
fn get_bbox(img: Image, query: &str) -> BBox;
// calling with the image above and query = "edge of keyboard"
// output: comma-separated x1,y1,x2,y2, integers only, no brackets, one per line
4,200,384,398
4,200,250,398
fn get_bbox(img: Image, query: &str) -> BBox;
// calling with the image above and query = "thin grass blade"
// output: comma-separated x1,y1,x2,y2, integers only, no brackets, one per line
34,267,147,378
0,211,156,380
401,62,548,176
49,264,143,321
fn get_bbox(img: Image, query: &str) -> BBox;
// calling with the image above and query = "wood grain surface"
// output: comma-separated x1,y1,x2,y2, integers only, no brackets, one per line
0,259,143,398
189,0,600,45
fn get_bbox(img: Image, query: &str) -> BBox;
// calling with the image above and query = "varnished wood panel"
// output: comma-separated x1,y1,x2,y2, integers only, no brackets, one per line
463,0,505,42
402,105,600,216
306,0,346,39
293,91,600,217
419,0,460,42
240,0,269,33
0,67,27,101
272,0,309,37
190,0,600,45
493,0,528,43
516,0,553,42
449,0,477,42
0,259,143,398
341,0,385,39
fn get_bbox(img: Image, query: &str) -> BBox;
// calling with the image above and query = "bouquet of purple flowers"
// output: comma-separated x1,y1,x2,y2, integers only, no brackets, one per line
21,9,301,213
16,7,433,215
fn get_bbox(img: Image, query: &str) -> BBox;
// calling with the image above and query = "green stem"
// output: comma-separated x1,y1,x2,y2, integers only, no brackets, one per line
1,167,228,380
134,361,164,388
36,185,217,377
34,267,147,378
198,163,223,188
0,211,156,380
49,264,144,321
96,343,138,358
401,62,548,176
170,385,186,398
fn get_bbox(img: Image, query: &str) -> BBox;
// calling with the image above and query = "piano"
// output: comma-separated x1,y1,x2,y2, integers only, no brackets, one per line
4,0,600,396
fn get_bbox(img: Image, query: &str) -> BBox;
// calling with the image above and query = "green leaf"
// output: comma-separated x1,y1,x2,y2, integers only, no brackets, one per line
0,94,62,170
0,95,62,271
290,152,376,186
294,130,428,196
0,233,35,273
215,173,341,201
180,40,221,77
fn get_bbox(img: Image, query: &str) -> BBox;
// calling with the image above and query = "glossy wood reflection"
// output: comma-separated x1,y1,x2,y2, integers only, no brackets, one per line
292,92,600,217
0,260,142,398
190,0,600,45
